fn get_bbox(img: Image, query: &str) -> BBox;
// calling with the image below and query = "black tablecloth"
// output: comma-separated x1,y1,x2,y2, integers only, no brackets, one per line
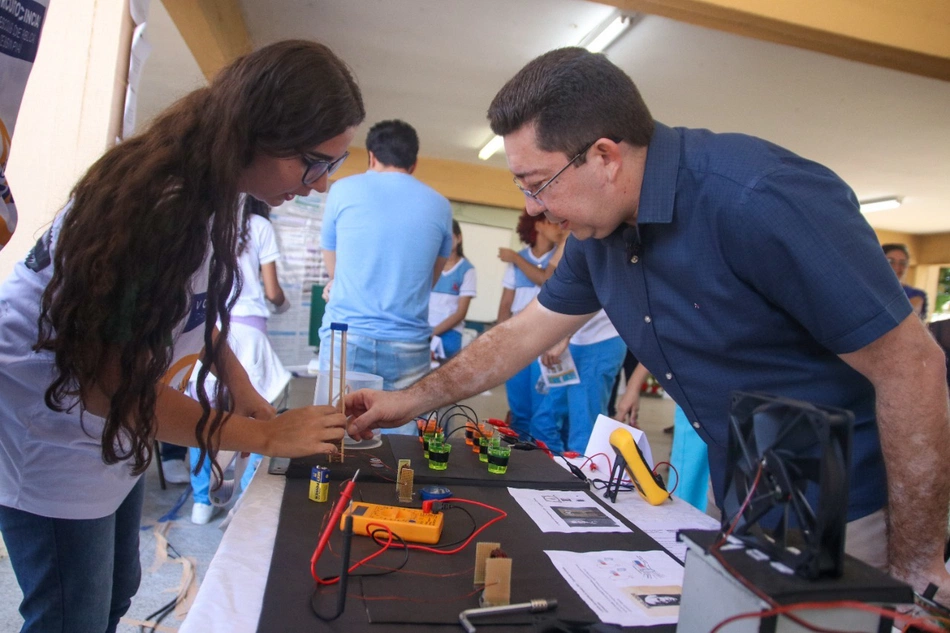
257,478,678,632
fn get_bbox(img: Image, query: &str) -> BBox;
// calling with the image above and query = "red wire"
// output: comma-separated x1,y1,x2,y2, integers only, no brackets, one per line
715,463,763,548
579,452,612,472
709,600,948,633
311,496,507,584
371,497,507,555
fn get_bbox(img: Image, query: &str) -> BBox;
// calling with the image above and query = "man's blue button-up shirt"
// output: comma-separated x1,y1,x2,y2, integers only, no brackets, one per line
539,122,911,521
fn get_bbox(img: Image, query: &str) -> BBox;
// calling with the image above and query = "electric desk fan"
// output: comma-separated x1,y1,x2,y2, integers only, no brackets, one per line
722,391,853,580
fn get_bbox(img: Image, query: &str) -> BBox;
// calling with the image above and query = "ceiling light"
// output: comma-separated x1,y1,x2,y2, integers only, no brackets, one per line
475,13,637,161
860,197,902,213
584,14,633,53
478,134,505,161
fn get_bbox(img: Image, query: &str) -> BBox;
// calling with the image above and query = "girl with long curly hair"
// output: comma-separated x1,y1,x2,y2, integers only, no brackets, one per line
0,40,364,631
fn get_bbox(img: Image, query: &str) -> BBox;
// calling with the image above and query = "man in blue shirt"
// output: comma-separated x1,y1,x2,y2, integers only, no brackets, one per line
320,120,452,434
346,49,950,598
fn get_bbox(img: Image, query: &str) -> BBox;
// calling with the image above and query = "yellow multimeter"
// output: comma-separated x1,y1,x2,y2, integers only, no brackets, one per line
608,427,670,505
341,502,444,544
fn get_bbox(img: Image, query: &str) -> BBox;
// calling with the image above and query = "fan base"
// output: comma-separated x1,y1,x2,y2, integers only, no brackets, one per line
676,530,913,633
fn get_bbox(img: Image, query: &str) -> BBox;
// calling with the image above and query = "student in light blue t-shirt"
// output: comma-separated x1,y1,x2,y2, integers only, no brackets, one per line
320,120,452,434
429,220,477,359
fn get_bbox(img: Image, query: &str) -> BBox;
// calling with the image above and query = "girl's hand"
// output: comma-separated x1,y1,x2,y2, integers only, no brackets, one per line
264,405,347,457
541,338,569,369
231,386,277,422
498,248,518,263
615,388,641,428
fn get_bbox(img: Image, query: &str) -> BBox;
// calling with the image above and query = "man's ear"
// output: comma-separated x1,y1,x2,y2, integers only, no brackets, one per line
367,151,377,169
407,162,417,175
593,138,624,181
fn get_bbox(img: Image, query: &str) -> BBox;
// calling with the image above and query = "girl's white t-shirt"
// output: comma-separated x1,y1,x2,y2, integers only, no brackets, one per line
0,208,211,519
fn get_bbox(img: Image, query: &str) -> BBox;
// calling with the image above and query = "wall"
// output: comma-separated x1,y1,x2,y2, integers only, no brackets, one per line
0,0,128,280
450,202,521,324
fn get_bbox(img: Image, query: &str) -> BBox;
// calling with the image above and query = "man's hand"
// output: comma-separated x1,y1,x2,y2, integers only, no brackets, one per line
322,279,333,303
345,389,418,439
541,338,569,369
263,405,347,457
498,247,518,263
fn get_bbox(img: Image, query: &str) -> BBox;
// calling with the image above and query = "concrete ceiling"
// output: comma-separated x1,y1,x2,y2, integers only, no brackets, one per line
137,0,950,234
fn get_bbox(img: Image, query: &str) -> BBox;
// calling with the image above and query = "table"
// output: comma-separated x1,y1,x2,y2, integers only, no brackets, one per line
180,457,719,633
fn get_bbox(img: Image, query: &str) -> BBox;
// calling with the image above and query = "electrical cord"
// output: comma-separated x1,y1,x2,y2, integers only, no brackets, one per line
706,463,949,633
137,537,188,632
426,505,477,550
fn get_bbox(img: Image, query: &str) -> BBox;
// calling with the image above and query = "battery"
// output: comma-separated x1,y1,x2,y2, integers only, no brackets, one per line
309,466,329,503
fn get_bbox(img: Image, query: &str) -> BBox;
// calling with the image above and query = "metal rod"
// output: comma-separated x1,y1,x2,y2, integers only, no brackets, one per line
327,329,335,405
338,328,347,459
339,328,347,416
458,598,557,633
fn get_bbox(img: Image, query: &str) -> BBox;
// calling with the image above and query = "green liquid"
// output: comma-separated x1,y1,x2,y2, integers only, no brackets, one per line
427,447,451,471
487,448,510,474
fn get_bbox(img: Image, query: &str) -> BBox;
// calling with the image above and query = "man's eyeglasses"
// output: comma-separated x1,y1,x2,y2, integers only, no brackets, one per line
886,257,909,268
302,151,350,186
513,140,597,203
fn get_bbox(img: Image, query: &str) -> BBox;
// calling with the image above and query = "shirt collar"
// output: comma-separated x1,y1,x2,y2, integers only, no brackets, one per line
637,121,679,226
602,121,679,252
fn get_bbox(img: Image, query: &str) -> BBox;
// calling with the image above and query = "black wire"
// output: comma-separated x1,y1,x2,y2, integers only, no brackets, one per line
440,412,475,435
590,478,633,491
438,403,478,428
138,538,186,631
426,505,476,549
443,424,470,440
140,598,178,632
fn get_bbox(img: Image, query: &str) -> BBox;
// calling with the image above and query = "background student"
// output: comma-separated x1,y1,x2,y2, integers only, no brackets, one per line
429,220,477,361
188,196,294,525
319,119,452,435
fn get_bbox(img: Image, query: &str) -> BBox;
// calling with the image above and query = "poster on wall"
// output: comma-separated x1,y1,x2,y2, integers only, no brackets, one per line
0,0,49,251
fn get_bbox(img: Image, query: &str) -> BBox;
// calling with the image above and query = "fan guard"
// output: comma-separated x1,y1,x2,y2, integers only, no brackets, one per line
722,392,853,579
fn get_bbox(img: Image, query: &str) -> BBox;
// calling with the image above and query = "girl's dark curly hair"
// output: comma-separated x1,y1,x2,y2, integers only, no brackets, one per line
35,40,364,476
515,209,542,247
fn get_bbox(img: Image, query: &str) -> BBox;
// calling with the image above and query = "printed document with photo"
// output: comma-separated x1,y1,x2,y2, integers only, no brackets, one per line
508,488,630,534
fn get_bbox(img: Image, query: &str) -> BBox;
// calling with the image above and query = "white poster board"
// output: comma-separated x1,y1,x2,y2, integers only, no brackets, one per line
456,221,514,324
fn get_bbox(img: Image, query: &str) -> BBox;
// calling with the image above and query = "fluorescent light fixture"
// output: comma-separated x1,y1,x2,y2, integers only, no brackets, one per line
859,197,902,213
584,14,632,53
478,134,505,161
476,13,636,161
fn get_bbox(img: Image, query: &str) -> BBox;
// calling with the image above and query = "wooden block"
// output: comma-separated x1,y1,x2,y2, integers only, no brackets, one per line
397,467,414,503
473,541,501,586
482,557,512,606
396,459,411,492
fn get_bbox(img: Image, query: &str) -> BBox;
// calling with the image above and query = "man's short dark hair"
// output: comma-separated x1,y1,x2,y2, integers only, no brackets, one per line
365,119,419,169
488,47,654,159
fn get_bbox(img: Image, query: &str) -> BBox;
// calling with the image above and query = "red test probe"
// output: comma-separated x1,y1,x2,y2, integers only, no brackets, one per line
311,469,360,582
